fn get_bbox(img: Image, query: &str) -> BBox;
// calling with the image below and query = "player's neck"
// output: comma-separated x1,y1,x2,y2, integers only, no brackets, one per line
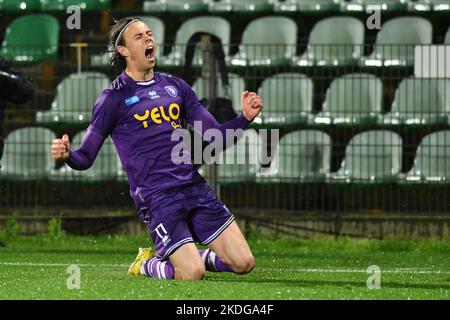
124,68,154,82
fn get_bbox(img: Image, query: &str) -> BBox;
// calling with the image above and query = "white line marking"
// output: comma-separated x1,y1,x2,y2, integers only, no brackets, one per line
0,262,448,274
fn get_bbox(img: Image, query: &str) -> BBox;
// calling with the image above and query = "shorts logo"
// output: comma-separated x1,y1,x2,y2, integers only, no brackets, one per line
155,223,171,247
164,86,178,98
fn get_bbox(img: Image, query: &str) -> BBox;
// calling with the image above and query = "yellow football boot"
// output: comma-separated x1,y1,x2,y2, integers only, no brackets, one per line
128,247,155,276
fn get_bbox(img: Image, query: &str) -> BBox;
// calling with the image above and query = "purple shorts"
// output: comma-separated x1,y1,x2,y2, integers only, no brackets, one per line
137,182,234,260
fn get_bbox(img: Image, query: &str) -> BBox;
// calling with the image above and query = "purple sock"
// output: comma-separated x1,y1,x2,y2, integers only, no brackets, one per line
199,249,234,272
142,257,175,279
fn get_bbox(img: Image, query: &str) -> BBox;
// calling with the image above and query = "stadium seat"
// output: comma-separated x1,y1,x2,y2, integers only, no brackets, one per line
293,17,365,67
143,0,208,13
192,73,245,114
91,16,165,68
361,17,432,67
328,130,403,184
0,127,55,179
401,131,450,184
310,73,383,126
342,0,408,12
409,0,450,12
0,0,41,12
379,78,450,126
216,129,261,183
0,14,59,63
296,0,341,12
40,0,111,12
160,16,230,67
230,16,297,67
36,72,110,124
50,131,118,182
208,0,274,12
255,73,313,126
257,130,332,183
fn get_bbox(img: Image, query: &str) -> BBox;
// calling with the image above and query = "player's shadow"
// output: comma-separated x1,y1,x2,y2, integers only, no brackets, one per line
208,277,449,291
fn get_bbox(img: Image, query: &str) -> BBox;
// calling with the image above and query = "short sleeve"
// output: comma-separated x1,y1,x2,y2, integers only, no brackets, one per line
89,89,120,137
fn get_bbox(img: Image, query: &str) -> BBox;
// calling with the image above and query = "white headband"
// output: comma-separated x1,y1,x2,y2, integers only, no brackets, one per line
114,18,142,48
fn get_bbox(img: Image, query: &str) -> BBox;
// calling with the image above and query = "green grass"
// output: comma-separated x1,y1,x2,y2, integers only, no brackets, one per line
0,233,449,299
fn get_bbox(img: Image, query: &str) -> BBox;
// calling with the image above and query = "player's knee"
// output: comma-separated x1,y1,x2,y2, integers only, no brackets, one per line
176,263,205,280
232,254,255,274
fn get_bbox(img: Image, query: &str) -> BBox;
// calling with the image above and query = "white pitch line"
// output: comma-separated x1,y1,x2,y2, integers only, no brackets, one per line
0,262,448,275
264,268,450,275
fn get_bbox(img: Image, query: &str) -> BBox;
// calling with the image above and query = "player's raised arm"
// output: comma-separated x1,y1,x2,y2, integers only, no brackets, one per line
50,130,106,170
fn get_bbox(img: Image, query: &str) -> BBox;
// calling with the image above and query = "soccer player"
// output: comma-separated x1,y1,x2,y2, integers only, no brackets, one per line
51,17,263,280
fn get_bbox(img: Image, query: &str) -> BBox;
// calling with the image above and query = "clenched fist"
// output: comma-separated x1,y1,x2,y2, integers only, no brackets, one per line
241,91,264,122
51,134,70,161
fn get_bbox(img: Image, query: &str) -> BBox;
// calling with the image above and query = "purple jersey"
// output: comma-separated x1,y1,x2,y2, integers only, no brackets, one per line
67,71,250,207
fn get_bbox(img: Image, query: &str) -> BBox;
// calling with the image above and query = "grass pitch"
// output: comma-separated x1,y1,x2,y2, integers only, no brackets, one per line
0,233,449,299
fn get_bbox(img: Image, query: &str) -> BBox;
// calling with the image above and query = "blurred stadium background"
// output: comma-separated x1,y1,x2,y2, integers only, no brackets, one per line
1,0,450,239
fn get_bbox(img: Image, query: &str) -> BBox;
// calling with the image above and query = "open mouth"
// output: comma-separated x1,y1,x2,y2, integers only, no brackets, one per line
145,45,156,61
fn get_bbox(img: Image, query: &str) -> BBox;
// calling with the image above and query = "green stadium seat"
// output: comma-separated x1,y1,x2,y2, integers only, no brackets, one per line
208,0,274,12
40,0,111,12
361,17,432,67
192,73,245,114
36,72,110,124
217,129,261,183
309,73,383,126
328,130,402,184
257,130,331,183
160,16,230,67
0,14,59,64
409,0,450,12
1,0,41,12
230,16,297,67
401,131,450,184
143,0,208,13
50,131,118,182
379,78,450,126
342,0,408,12
0,127,55,180
293,17,365,67
296,0,341,12
91,16,165,68
255,73,313,126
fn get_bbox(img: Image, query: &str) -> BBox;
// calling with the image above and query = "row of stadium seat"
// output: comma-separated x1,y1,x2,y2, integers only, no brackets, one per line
206,129,450,184
93,15,444,68
2,126,449,184
34,71,450,128
2,14,449,66
0,0,110,13
1,0,449,14
143,0,450,13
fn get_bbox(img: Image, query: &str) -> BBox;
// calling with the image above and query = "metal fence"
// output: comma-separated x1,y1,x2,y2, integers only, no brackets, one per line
1,43,450,216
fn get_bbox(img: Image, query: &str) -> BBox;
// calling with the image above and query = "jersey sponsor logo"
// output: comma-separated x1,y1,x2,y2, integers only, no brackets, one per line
164,85,178,98
134,103,181,129
125,95,140,106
